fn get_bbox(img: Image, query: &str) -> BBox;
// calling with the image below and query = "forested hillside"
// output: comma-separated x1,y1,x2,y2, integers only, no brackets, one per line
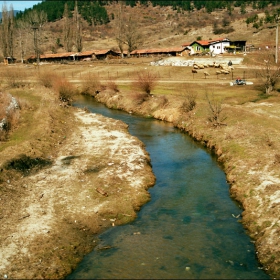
16,0,280,24
1,0,280,60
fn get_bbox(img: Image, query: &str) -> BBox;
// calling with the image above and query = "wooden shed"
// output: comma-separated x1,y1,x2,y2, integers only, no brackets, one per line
130,47,190,57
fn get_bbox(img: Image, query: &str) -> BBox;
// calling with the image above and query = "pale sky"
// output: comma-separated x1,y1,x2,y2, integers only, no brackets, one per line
0,1,42,11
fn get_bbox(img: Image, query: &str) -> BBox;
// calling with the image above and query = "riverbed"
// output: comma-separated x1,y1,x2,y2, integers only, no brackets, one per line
68,96,269,279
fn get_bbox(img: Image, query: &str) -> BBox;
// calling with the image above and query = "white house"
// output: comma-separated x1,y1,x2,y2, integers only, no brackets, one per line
209,38,230,54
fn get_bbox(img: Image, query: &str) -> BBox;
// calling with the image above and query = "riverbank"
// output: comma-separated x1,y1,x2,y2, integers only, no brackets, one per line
93,87,280,278
0,101,155,279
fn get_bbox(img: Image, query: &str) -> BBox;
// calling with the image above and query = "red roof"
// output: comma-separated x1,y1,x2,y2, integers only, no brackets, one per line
27,52,75,59
26,49,118,60
130,47,188,55
76,49,113,56
190,38,229,46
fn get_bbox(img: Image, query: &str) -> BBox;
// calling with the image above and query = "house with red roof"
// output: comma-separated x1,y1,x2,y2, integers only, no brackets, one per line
182,38,230,55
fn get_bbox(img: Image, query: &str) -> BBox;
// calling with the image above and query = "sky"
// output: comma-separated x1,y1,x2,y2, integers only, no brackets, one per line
0,1,42,11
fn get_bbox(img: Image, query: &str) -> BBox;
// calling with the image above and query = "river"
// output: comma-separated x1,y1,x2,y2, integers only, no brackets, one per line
68,95,269,279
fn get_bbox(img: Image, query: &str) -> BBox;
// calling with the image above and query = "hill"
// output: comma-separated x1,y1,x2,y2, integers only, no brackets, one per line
8,1,280,58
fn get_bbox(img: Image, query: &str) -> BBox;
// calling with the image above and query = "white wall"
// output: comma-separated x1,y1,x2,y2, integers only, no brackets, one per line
209,42,230,54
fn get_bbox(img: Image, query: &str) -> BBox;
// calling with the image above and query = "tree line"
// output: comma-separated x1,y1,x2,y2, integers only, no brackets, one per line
0,1,86,62
16,1,109,25
14,0,280,24
1,0,280,62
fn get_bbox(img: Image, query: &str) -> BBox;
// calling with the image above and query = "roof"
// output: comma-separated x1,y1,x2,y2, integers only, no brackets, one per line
27,52,75,59
190,38,230,47
76,49,114,57
26,49,119,60
130,47,188,55
181,42,192,47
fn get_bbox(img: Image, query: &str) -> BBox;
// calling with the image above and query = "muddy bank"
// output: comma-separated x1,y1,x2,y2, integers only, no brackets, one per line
0,108,155,279
93,89,280,278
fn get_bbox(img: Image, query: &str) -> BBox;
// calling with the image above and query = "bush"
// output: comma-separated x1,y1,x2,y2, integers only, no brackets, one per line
53,77,77,105
132,70,158,95
205,93,227,126
0,92,20,140
80,74,103,96
181,92,197,113
107,79,119,93
38,70,58,88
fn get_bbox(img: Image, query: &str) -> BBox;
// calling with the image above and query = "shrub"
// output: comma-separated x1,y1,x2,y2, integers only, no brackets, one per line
38,70,58,88
80,74,102,96
0,92,20,140
53,77,77,105
132,70,158,95
181,92,197,113
107,79,119,93
130,92,149,105
205,93,227,126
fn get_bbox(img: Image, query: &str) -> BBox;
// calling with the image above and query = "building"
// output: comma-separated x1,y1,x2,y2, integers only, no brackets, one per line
26,49,120,63
130,47,190,57
183,38,231,55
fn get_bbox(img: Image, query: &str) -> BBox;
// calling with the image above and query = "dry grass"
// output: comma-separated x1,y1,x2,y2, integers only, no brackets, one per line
2,67,27,88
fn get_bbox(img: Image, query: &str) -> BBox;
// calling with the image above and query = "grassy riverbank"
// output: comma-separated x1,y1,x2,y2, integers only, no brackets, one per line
84,55,280,278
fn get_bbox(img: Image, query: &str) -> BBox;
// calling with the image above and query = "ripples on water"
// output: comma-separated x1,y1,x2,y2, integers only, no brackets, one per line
68,96,269,279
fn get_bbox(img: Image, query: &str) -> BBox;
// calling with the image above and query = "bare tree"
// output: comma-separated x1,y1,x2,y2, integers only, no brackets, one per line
0,3,14,59
124,16,142,57
116,2,125,58
73,1,83,52
115,5,142,58
16,18,31,63
63,3,72,52
0,3,9,58
205,93,227,126
25,9,48,63
256,50,280,94
7,4,14,59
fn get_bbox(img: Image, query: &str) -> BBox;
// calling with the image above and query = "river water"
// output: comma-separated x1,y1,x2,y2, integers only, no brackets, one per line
68,96,269,279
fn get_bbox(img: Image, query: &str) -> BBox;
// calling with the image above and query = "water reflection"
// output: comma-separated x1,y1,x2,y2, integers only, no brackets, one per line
68,96,269,279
